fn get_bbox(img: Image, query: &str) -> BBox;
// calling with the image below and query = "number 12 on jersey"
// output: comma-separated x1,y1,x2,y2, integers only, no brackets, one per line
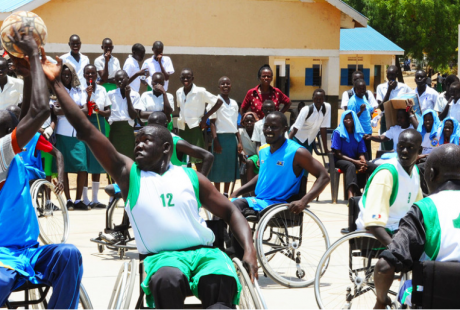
160,193,175,207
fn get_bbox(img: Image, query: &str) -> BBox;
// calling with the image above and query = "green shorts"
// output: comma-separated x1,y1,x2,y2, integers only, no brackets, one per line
248,155,259,174
142,247,241,308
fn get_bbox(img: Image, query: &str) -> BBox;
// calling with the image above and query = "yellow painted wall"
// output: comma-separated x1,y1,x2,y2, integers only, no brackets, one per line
27,0,340,49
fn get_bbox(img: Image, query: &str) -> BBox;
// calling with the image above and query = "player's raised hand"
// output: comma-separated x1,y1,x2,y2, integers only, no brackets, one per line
7,25,38,56
40,47,63,83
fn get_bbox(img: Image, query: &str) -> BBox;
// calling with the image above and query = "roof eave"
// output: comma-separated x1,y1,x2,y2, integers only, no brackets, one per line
0,0,50,20
325,0,368,27
340,50,405,55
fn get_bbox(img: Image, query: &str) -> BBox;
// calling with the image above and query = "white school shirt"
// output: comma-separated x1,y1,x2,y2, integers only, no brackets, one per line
94,55,121,80
123,55,141,92
376,81,412,102
341,89,378,109
56,86,85,137
239,128,257,156
82,84,112,111
135,92,175,122
141,56,174,91
252,118,266,145
107,88,140,126
292,103,331,145
0,76,23,109
383,124,414,150
208,95,238,134
443,99,460,123
176,84,217,130
411,86,439,112
421,132,439,155
60,52,90,88
434,92,449,113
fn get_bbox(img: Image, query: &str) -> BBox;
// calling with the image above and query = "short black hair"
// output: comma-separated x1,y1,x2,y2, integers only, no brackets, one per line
312,88,326,99
450,81,460,89
152,72,164,80
353,78,366,87
138,124,172,147
181,68,193,76
132,43,145,53
83,64,96,74
115,70,128,78
267,111,288,127
0,57,7,68
352,71,363,77
147,111,168,127
69,34,80,41
263,99,275,107
387,65,398,72
445,74,459,87
399,128,423,146
258,64,273,79
415,70,426,77
102,38,112,45
153,41,164,49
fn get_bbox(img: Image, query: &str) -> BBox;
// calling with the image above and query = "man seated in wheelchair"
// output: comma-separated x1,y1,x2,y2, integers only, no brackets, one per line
0,34,82,308
374,144,460,309
355,129,424,246
44,59,258,309
230,112,330,259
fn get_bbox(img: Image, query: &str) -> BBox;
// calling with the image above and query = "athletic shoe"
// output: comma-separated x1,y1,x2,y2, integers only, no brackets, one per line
340,227,350,234
66,201,74,211
100,232,120,244
90,202,107,209
46,201,60,211
74,201,91,211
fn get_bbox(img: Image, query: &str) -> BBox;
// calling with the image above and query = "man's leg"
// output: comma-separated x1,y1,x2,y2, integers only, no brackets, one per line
198,275,237,309
0,268,18,307
148,267,191,309
229,199,252,260
31,244,83,309
335,160,359,198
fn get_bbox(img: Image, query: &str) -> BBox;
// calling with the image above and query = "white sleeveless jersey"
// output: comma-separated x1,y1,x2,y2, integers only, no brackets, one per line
416,191,460,262
357,158,420,231
125,163,214,254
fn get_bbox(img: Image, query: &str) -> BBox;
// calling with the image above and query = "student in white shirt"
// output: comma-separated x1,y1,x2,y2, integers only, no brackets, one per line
239,112,259,184
123,43,148,93
94,38,121,92
434,75,459,115
134,72,174,128
108,70,139,160
376,65,412,150
81,64,112,209
439,81,460,123
341,71,377,110
141,41,174,91
176,68,223,172
0,58,23,109
59,34,90,87
412,70,439,112
207,77,243,196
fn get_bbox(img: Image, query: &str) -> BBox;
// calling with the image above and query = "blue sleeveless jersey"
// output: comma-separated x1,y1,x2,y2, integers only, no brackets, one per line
19,133,46,181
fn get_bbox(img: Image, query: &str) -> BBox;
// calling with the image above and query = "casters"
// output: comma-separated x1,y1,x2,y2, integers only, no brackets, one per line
98,243,105,253
296,269,306,279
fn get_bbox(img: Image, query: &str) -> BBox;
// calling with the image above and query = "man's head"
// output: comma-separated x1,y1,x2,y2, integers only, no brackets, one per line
425,144,460,193
114,70,129,89
352,71,364,84
415,70,427,87
101,38,114,54
386,65,398,82
132,43,145,62
147,111,168,128
153,41,164,58
0,110,19,139
312,89,325,105
218,76,231,96
263,112,288,145
83,65,97,85
444,75,459,95
134,125,172,171
6,105,21,120
353,79,367,98
396,109,410,128
396,129,423,168
262,100,276,117
152,72,165,90
68,35,81,54
180,68,194,88
449,81,460,101
0,58,8,79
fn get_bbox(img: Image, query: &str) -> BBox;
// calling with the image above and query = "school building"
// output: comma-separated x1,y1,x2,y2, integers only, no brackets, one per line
0,0,402,126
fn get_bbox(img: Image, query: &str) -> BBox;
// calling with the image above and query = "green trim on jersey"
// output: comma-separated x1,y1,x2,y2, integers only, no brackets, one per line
415,197,441,260
362,164,399,208
127,163,142,211
171,135,187,166
182,167,201,209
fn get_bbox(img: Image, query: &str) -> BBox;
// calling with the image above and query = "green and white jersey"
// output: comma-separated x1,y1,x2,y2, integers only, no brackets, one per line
125,163,214,254
356,158,420,231
416,191,460,262
171,133,187,167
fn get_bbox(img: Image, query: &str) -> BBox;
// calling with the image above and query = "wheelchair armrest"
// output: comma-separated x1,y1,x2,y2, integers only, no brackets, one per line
104,184,122,199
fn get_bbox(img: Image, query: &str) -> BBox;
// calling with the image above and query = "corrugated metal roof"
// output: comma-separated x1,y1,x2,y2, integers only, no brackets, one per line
0,0,35,13
340,25,404,53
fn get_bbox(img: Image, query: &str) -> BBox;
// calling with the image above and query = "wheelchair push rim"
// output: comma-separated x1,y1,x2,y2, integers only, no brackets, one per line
232,258,265,309
108,259,137,309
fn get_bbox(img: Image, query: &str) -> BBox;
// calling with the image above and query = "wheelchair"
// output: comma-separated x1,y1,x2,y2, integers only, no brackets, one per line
31,179,69,245
313,196,401,309
108,221,267,309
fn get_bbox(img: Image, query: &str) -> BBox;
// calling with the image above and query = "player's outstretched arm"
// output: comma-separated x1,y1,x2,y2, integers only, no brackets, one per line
176,139,214,176
197,172,258,282
42,55,132,198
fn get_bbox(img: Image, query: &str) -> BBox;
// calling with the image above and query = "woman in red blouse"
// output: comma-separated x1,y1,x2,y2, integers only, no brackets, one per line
240,64,291,119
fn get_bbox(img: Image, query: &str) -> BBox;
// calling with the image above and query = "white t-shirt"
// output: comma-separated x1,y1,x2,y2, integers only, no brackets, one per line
60,52,90,88
82,84,111,111
94,55,121,80
252,118,266,145
107,88,140,126
176,84,217,130
292,103,331,144
123,55,141,92
383,124,414,150
208,95,238,134
0,76,23,109
421,132,439,155
443,99,460,123
341,89,378,110
56,86,85,137
411,86,439,112
434,92,449,113
141,56,174,91
239,128,257,156
0,131,19,190
135,92,175,122
376,81,412,102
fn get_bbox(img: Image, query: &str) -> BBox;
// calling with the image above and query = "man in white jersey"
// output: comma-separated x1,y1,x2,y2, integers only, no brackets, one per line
374,144,460,309
44,57,258,309
356,129,424,246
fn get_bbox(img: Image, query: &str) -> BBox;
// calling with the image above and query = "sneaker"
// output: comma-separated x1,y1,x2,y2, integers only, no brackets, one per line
90,202,107,209
341,227,350,234
100,232,120,244
74,201,91,211
46,201,60,211
66,201,74,211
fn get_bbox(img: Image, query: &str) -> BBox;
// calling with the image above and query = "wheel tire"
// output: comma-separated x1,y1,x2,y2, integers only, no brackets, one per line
79,284,93,309
98,244,105,253
28,284,93,309
232,258,263,309
108,260,137,309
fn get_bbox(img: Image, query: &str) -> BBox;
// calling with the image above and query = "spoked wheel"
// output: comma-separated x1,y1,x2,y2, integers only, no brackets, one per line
314,232,400,309
31,179,69,244
108,259,137,309
233,258,265,309
255,204,330,288
29,284,93,309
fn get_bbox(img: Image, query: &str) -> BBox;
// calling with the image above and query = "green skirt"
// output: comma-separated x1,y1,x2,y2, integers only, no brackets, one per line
179,125,205,164
208,133,239,183
86,114,106,174
109,121,135,159
53,134,88,173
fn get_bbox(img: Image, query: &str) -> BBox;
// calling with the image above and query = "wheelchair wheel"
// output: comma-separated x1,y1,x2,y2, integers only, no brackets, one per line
232,258,265,309
255,204,330,288
314,232,400,309
107,197,124,230
31,179,69,245
108,259,137,309
29,283,93,309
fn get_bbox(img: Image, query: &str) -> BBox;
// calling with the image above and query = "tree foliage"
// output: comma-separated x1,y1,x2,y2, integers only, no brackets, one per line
343,0,460,70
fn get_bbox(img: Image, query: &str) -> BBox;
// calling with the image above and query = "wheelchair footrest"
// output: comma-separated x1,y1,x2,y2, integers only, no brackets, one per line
90,238,137,250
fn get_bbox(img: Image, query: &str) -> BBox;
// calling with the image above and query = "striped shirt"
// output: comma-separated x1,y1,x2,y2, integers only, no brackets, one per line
0,129,22,190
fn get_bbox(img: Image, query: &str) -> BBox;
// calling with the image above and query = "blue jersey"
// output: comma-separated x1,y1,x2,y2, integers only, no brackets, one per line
18,133,46,181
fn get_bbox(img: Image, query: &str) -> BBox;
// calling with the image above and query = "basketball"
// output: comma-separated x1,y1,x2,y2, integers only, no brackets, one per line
0,11,47,58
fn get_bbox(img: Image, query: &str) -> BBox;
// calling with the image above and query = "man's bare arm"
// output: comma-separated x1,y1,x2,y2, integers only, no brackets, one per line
176,139,214,176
